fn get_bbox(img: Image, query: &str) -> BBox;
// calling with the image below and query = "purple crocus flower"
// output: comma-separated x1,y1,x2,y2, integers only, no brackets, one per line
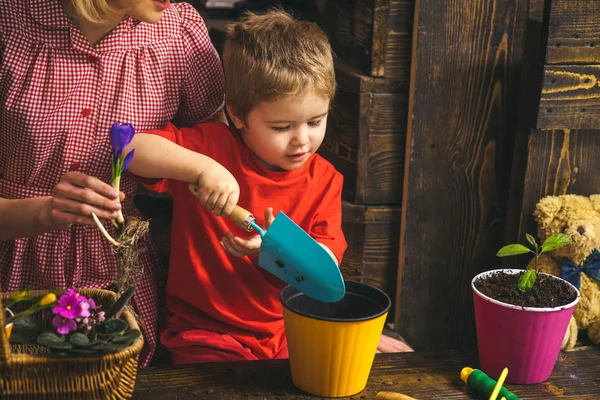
52,314,77,335
122,149,135,171
52,289,86,319
109,122,135,160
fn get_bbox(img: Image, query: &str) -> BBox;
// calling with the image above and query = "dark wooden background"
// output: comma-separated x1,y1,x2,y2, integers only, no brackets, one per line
395,0,529,350
507,0,600,247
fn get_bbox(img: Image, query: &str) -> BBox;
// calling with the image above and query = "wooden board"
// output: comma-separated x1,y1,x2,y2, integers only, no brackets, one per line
306,0,415,79
528,0,545,22
133,348,600,399
506,5,600,261
341,202,401,309
396,0,528,351
535,64,600,130
319,62,408,205
511,129,600,244
545,0,600,64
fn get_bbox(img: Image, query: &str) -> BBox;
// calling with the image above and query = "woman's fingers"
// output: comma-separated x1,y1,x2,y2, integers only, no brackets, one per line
62,172,119,199
49,172,122,229
53,187,121,214
55,173,121,211
52,196,118,218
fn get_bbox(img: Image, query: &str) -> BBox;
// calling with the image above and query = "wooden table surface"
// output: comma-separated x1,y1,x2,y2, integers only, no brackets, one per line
133,347,600,399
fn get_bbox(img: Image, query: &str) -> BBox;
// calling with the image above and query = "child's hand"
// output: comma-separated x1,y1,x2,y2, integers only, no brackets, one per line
193,162,240,217
221,207,274,257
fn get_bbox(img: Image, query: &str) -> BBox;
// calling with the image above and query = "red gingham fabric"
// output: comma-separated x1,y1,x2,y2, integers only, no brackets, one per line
0,0,225,367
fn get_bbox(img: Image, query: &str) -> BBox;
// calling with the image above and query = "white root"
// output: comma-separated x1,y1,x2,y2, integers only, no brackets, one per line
91,212,120,247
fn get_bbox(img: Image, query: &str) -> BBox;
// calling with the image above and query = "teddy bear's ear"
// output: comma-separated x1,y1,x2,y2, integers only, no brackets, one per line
589,194,600,212
533,195,562,229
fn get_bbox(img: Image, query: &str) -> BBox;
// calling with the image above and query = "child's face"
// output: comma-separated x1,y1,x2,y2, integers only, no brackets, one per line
114,0,169,24
233,92,330,172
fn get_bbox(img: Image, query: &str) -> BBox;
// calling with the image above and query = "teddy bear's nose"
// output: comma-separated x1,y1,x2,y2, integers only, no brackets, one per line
577,226,586,235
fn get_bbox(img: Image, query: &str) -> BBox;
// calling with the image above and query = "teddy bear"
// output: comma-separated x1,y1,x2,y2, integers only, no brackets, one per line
527,194,600,350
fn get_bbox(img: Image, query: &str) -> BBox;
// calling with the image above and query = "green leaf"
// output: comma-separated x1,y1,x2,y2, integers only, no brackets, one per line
50,342,74,350
9,329,40,344
104,286,136,320
518,270,537,292
69,332,91,347
9,315,42,344
496,244,532,257
98,318,128,335
111,329,141,344
540,233,574,253
89,340,109,350
12,315,40,330
525,233,538,249
37,332,65,347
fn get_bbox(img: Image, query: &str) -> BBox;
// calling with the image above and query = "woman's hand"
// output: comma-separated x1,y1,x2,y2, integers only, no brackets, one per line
41,172,122,230
193,161,240,217
221,207,274,257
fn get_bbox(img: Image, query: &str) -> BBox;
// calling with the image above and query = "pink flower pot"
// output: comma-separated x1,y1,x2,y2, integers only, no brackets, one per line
472,269,580,384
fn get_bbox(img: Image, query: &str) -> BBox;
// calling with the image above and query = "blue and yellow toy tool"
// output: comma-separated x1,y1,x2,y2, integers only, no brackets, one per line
461,367,521,400
189,184,346,302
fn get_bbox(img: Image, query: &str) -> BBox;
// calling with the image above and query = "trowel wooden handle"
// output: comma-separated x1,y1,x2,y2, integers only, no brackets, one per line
187,183,255,231
376,392,419,400
228,205,255,230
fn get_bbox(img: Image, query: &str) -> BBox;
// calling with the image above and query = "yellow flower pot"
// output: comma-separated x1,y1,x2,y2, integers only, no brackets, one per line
281,281,390,398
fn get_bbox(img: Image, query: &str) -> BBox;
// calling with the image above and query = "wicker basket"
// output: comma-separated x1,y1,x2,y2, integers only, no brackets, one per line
0,288,143,399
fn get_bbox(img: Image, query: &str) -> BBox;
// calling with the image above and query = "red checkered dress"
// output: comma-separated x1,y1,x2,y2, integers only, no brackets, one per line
0,0,225,367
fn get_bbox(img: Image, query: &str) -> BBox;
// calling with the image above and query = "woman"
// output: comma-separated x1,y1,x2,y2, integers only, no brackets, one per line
0,0,225,366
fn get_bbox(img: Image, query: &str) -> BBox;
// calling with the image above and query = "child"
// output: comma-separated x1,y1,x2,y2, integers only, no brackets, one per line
127,9,347,364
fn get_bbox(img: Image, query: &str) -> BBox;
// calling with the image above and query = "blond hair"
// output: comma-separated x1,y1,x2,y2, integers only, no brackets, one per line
67,0,120,25
223,9,335,120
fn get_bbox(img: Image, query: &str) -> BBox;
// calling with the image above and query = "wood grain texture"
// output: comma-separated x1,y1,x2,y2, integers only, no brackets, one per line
133,348,600,399
528,0,545,22
307,0,415,79
545,0,600,64
536,64,600,130
319,63,408,205
514,129,600,243
341,202,401,306
396,0,528,351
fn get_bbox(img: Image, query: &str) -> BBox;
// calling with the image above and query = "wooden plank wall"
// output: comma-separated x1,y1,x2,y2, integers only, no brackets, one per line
508,0,600,245
319,63,408,204
314,0,414,79
395,0,529,350
303,0,414,319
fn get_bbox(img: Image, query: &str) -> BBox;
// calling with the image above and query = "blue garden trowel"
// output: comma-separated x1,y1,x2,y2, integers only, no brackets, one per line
189,184,345,302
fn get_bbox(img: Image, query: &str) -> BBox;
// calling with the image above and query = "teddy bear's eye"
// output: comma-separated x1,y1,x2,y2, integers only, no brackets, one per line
577,226,586,235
